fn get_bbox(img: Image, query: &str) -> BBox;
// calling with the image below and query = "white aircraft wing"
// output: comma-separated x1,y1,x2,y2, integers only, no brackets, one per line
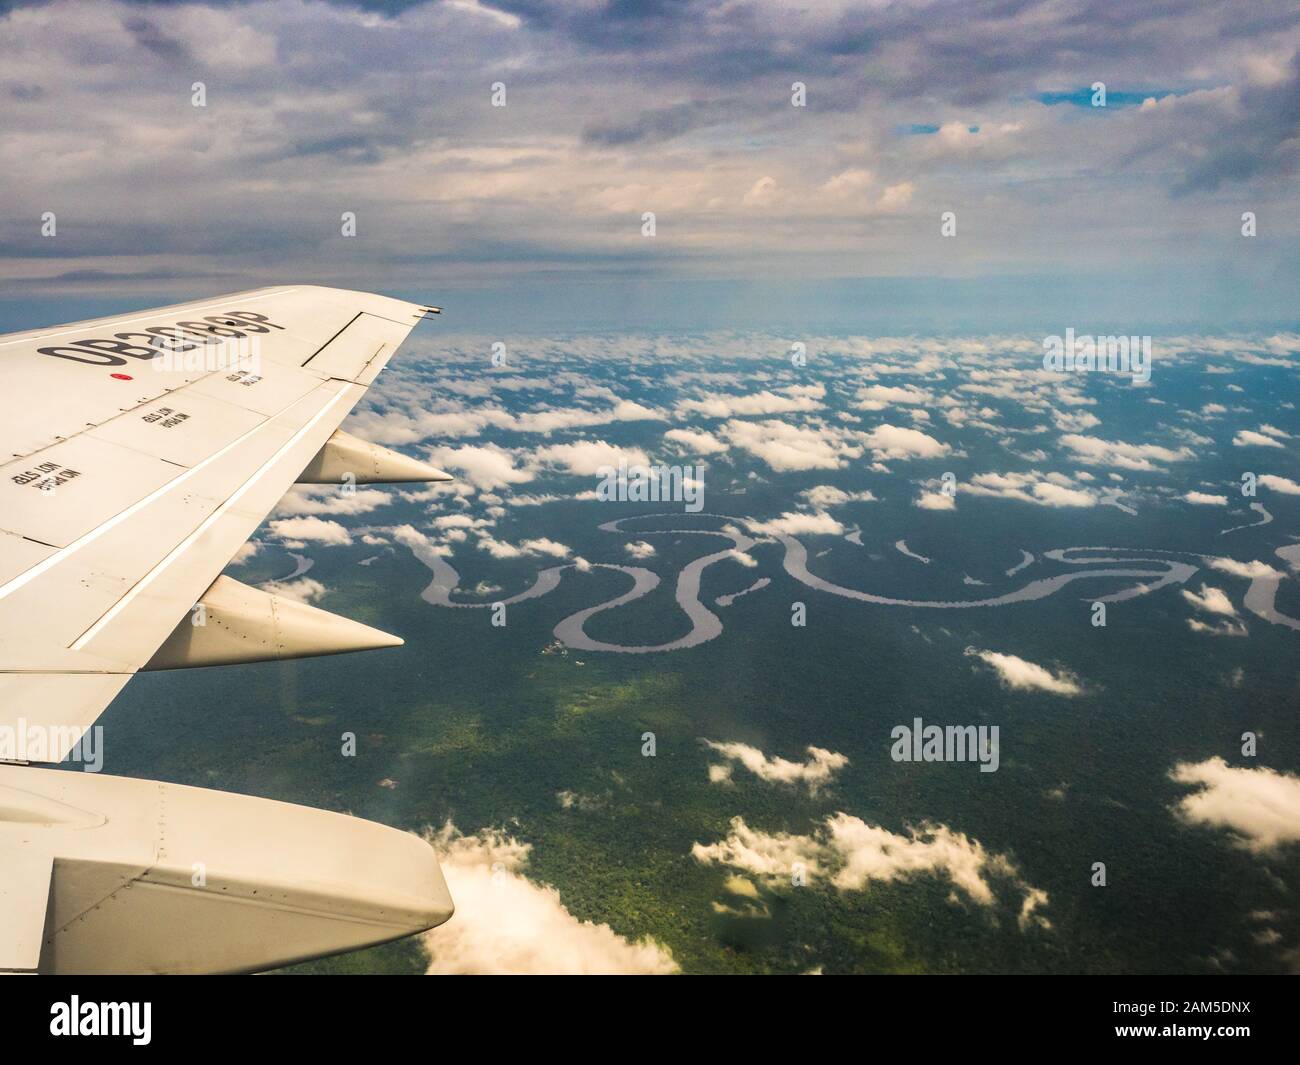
0,284,446,757
0,286,455,974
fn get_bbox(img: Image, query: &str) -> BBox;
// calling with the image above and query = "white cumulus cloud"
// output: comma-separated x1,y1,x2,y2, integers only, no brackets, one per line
1259,474,1300,494
692,814,1049,930
862,424,950,461
1206,557,1284,580
1182,584,1237,616
965,648,1082,696
532,440,652,476
267,516,353,545
703,741,848,795
1170,759,1300,854
746,511,845,536
422,823,678,974
1233,429,1285,448
915,490,956,510
426,444,535,490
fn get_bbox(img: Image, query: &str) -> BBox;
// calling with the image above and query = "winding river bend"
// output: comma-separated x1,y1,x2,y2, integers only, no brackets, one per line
400,513,1300,653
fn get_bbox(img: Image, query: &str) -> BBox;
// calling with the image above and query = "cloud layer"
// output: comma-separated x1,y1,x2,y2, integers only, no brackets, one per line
2,0,1296,326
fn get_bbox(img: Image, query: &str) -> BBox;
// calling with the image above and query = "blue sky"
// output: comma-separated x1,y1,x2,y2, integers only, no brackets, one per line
1,0,1297,332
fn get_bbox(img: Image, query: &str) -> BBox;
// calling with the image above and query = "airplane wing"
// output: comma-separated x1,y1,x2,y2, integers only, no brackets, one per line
0,284,450,749
0,286,455,974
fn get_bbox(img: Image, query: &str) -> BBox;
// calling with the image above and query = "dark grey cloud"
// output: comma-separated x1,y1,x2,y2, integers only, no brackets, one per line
4,266,226,285
582,99,743,147
265,132,389,165
1178,53,1300,192
122,13,191,62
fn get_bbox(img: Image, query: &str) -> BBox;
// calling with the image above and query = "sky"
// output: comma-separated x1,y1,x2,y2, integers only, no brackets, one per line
1,0,1297,332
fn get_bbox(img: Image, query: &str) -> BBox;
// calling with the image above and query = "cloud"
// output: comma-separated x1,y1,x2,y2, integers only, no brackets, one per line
230,540,262,565
722,419,860,472
499,493,560,507
663,427,729,454
274,485,394,517
711,874,767,920
624,540,657,559
915,490,956,510
1206,557,1284,580
746,511,845,536
692,817,828,883
1183,491,1229,506
799,485,877,507
267,516,353,545
532,441,652,476
703,741,848,795
676,384,824,419
433,513,491,532
1170,759,1300,854
3,0,1297,320
508,401,663,434
965,648,1082,696
1259,474,1300,494
444,0,521,31
584,98,739,148
1030,481,1096,507
1182,584,1237,616
855,384,933,410
962,471,1096,508
388,523,451,557
862,424,950,461
519,538,573,558
692,814,1049,929
426,444,535,490
742,175,778,207
261,576,328,604
422,823,677,974
1187,617,1248,637
1233,429,1285,448
1059,434,1194,471
1174,53,1300,193
476,533,572,559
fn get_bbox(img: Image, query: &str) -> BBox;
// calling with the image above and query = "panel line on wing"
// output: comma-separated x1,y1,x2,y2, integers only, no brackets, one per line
301,312,363,367
0,382,322,606
69,385,353,651
326,342,387,383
